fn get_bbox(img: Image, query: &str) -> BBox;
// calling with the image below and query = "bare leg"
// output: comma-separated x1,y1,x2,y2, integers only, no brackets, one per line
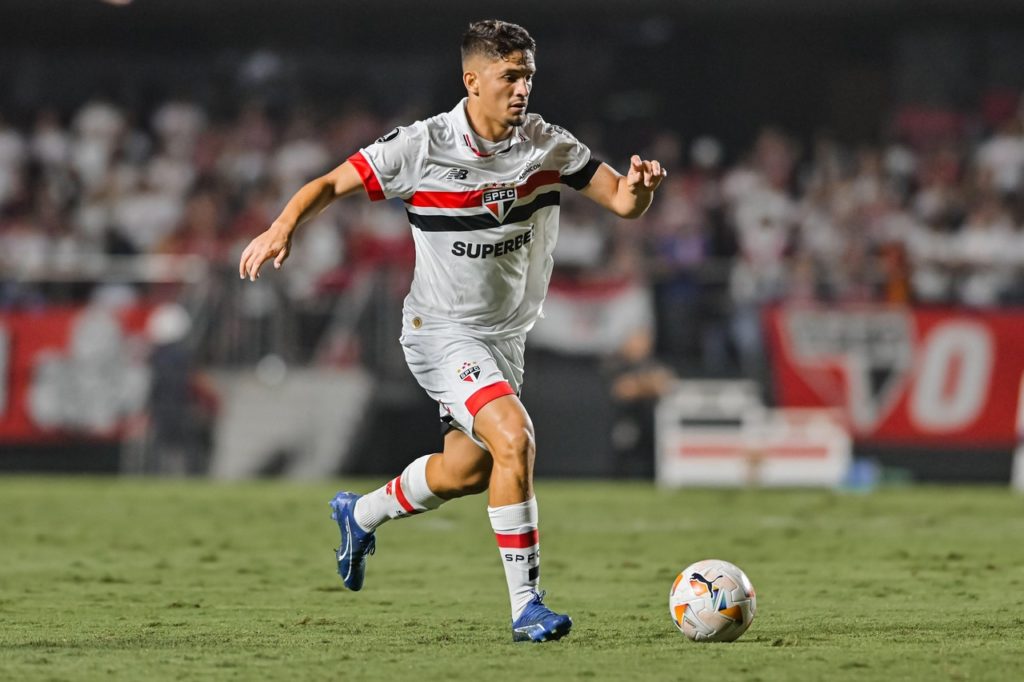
425,429,492,499
471,395,535,506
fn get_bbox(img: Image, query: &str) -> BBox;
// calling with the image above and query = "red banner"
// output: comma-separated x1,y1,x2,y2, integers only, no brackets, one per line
0,305,154,444
765,305,1024,448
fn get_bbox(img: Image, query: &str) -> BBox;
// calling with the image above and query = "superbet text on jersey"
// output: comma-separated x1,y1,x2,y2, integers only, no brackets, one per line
347,99,601,341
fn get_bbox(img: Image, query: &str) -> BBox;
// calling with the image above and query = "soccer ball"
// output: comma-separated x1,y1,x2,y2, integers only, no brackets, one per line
668,559,756,642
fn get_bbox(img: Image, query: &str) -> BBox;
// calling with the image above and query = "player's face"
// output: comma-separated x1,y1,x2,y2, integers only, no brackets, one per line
469,50,535,130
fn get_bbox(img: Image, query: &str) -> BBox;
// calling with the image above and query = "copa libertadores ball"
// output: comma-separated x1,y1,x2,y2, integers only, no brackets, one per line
668,559,757,642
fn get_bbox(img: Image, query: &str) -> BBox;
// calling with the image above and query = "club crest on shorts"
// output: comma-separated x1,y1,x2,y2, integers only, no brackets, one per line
459,361,482,383
482,187,516,223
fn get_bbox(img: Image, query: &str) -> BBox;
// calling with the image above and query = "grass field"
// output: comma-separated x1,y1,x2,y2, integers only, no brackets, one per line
1,478,1022,681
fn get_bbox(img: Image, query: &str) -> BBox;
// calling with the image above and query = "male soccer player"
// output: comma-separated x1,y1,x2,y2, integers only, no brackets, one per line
239,19,665,643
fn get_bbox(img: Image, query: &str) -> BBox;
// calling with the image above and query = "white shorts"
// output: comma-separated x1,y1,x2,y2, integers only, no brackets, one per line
400,330,526,449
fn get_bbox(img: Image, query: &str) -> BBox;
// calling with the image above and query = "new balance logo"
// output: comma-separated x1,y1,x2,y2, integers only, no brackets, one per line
444,168,469,180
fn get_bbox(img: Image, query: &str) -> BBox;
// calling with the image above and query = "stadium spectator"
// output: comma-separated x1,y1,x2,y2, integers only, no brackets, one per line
2,74,1024,376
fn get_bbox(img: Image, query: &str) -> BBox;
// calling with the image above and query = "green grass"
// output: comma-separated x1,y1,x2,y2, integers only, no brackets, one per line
1,478,1022,681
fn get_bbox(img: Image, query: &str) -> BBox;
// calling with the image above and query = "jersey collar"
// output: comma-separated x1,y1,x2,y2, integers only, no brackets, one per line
452,98,526,159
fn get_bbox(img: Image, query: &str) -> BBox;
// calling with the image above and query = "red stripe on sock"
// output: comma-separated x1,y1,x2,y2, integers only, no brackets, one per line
495,529,539,548
465,381,515,416
392,476,417,514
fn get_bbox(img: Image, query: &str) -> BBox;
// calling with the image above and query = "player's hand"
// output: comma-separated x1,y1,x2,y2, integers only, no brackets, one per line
626,154,667,194
239,224,292,281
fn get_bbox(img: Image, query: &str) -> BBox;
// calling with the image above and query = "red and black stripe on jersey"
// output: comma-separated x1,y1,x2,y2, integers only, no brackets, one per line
403,158,602,233
407,193,560,232
407,169,559,209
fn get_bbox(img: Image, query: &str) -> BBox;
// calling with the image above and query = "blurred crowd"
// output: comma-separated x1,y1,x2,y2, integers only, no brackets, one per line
2,92,1024,372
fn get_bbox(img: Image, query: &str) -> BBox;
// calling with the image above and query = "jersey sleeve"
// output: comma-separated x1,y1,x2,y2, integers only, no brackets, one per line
545,123,602,190
347,124,424,201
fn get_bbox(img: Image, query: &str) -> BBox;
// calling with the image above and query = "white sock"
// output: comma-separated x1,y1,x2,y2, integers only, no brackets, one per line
488,497,540,621
353,455,443,532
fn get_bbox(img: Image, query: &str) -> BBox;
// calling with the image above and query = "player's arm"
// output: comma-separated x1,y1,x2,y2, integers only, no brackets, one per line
579,155,666,220
239,161,364,281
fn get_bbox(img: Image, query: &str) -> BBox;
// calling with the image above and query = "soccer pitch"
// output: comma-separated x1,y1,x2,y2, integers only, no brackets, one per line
1,479,1021,681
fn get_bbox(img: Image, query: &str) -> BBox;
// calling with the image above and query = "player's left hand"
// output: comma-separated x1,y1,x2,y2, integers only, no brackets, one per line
239,224,292,282
626,155,667,194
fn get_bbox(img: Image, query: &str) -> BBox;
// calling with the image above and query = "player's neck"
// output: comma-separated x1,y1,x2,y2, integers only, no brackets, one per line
465,99,513,143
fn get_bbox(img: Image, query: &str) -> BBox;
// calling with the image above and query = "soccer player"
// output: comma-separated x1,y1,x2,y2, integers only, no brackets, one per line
238,19,666,642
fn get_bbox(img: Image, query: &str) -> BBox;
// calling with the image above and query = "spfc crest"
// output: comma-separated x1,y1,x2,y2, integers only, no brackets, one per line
459,361,482,383
482,187,516,223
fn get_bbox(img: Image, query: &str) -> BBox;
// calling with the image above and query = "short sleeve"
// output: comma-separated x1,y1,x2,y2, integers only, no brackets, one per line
543,123,601,190
542,123,591,176
347,125,424,201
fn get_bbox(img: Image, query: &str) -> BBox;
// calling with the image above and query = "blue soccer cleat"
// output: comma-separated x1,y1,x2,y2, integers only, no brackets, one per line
511,591,573,643
329,492,376,591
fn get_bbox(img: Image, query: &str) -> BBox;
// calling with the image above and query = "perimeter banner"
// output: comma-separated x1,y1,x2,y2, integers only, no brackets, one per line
764,305,1024,448
0,305,154,444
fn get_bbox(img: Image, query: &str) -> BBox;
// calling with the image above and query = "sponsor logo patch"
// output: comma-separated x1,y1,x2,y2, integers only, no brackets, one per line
451,227,533,259
517,163,541,181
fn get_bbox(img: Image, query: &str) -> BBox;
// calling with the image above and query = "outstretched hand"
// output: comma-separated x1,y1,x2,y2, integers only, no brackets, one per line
238,225,292,281
626,154,667,194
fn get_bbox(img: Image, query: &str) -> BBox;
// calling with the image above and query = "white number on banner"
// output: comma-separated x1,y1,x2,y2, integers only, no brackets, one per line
910,322,993,431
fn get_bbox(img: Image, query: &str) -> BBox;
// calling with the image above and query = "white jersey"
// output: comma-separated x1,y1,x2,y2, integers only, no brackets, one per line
348,99,600,339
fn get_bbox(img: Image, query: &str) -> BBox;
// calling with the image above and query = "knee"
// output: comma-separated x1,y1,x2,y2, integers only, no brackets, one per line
490,424,535,470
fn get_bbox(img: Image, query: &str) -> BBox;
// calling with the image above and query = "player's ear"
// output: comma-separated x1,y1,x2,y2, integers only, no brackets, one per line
464,69,479,97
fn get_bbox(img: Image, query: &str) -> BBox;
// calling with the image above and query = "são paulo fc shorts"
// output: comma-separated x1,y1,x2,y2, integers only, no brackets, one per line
400,330,525,450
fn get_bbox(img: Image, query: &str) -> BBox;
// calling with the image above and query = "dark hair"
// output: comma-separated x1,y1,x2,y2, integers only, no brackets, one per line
461,20,536,62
